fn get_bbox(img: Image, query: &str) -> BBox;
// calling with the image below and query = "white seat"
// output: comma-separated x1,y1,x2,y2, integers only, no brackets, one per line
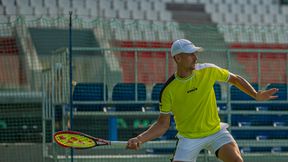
123,19,137,31
267,5,280,15
235,0,249,5
250,32,263,43
18,6,34,15
109,19,123,30
114,29,129,41
16,0,30,6
0,15,10,23
204,3,217,13
90,8,99,17
157,30,171,41
112,0,125,10
0,5,5,15
139,1,151,11
44,0,57,8
261,0,274,5
86,0,99,10
165,21,180,31
159,11,172,21
218,4,230,14
151,1,165,11
72,0,85,8
276,14,286,25
129,30,143,41
237,32,250,43
118,10,131,19
235,13,248,24
263,14,277,25
211,13,225,24
31,0,43,7
264,32,277,43
243,4,255,14
1,0,15,7
76,7,90,17
142,30,156,41
58,0,72,8
48,7,60,16
224,13,236,24
172,0,186,3
126,0,138,11
171,30,185,40
249,14,263,25
230,4,242,14
280,6,288,15
255,5,266,15
136,20,151,31
131,10,145,19
152,21,165,31
223,32,236,43
277,31,288,43
62,8,76,16
34,7,49,15
103,9,117,18
99,0,112,10
5,5,17,15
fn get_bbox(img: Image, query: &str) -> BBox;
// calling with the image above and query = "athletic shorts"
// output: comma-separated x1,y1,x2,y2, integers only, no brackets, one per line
172,123,236,162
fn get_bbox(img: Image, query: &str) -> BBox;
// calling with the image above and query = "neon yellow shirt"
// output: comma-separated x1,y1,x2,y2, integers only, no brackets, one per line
160,63,230,138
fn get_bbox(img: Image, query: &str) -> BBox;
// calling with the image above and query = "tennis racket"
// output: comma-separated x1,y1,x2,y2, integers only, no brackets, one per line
54,130,126,149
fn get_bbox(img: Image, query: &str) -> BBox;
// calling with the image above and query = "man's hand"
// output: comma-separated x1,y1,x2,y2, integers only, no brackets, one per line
256,88,279,101
126,137,143,150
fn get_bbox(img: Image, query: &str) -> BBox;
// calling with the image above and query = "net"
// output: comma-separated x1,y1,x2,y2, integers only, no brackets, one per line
0,16,287,162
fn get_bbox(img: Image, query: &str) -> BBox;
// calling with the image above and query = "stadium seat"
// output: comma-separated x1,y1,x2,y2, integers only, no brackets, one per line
232,130,288,140
112,83,147,111
231,115,287,126
73,83,108,111
151,83,165,101
231,83,260,110
214,83,222,100
266,83,287,100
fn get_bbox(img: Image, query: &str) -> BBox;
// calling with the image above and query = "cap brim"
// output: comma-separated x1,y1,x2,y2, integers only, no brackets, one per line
183,46,204,54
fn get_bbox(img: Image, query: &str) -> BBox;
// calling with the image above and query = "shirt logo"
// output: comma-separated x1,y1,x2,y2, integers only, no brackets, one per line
187,87,198,93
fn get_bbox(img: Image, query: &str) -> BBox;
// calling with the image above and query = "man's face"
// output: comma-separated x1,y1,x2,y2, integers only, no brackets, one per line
175,53,198,70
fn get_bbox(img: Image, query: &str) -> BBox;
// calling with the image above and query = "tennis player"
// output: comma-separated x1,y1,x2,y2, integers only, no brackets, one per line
126,39,278,162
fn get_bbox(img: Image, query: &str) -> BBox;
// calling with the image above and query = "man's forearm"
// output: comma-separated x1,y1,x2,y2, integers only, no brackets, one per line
231,75,257,99
137,121,169,143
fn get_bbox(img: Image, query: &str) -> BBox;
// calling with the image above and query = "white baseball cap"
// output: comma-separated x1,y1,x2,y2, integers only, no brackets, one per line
171,39,203,57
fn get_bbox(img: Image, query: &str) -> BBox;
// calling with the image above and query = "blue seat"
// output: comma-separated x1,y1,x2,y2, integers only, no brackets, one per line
73,83,107,111
232,130,288,140
231,83,258,100
231,115,287,126
151,83,165,111
231,83,259,110
151,83,165,101
112,83,147,111
214,83,222,101
266,83,287,100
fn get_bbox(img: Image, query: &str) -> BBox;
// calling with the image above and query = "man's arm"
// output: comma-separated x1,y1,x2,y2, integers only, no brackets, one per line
126,113,170,150
228,73,278,101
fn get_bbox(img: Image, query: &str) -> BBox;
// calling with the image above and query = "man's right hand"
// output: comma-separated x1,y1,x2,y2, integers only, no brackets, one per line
126,137,142,150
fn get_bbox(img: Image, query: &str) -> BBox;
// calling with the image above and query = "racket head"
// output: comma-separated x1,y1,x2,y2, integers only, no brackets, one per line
54,131,110,149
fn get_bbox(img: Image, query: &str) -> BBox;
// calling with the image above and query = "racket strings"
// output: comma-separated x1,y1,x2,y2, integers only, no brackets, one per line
55,134,95,148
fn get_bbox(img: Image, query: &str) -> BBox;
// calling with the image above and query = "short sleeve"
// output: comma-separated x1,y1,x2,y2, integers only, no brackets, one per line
159,88,172,114
209,64,230,82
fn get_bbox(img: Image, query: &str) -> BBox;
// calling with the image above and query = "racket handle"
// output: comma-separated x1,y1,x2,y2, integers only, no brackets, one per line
110,141,127,145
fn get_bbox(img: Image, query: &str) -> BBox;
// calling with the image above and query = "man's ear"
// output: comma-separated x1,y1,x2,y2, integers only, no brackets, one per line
174,55,181,63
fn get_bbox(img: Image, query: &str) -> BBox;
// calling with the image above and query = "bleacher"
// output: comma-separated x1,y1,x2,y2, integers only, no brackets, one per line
0,0,287,161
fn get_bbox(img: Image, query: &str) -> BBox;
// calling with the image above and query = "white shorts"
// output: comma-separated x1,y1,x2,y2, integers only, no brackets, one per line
172,123,236,162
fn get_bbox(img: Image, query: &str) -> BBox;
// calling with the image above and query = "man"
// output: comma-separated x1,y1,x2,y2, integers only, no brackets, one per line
126,39,278,162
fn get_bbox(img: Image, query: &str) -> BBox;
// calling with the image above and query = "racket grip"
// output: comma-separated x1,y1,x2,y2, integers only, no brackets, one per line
110,141,127,145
